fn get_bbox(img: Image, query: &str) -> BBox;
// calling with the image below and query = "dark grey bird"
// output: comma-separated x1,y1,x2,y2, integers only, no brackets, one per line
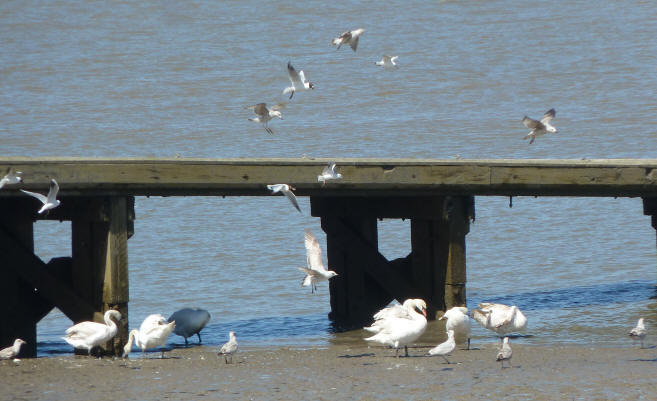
167,308,211,346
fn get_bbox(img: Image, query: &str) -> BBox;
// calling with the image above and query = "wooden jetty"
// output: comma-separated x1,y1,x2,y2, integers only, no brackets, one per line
2,157,657,357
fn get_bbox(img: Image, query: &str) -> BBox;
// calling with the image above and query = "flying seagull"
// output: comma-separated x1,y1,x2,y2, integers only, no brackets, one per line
0,169,23,189
267,184,301,213
246,103,285,134
375,55,398,68
299,229,338,293
20,178,61,214
332,28,365,51
317,162,342,186
522,108,557,144
283,62,314,100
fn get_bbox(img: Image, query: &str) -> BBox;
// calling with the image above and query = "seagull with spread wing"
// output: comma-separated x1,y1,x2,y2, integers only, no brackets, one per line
332,28,365,51
299,229,338,293
246,103,285,134
522,108,557,144
267,184,301,213
20,178,61,214
283,62,314,100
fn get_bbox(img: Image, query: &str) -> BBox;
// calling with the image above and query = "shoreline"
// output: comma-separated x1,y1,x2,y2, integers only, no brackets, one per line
2,342,656,400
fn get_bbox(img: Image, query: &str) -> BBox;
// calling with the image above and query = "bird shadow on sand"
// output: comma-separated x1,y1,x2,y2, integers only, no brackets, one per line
338,353,376,358
633,358,657,362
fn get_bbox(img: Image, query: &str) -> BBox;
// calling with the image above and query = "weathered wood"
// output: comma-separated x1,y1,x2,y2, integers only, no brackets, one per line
0,227,100,323
410,218,446,318
71,197,130,356
311,196,445,219
0,207,37,358
442,196,472,310
1,158,657,197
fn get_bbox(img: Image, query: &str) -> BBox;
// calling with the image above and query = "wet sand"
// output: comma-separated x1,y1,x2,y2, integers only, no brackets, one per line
2,342,656,400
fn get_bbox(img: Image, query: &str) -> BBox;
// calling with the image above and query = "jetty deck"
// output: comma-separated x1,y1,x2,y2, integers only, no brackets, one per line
2,157,657,357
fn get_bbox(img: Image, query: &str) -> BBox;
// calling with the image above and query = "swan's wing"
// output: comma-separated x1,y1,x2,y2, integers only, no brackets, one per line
522,116,542,130
540,108,556,124
65,321,106,338
20,189,48,204
304,229,325,271
287,62,303,87
471,309,489,327
492,306,516,328
47,179,59,203
373,304,412,321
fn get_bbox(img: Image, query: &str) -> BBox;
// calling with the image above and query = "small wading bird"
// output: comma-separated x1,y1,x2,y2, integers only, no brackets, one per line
629,318,647,348
267,184,301,213
63,310,121,357
283,62,314,100
299,229,338,293
123,314,176,358
331,28,365,51
428,330,456,363
20,178,61,214
440,306,471,350
246,103,285,134
375,55,398,68
522,108,557,144
317,162,342,186
0,169,23,189
218,331,238,364
496,336,513,368
0,339,27,360
364,299,427,357
167,308,211,345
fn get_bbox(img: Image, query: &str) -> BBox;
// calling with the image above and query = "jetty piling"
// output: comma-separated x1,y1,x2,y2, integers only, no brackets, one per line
2,157,657,357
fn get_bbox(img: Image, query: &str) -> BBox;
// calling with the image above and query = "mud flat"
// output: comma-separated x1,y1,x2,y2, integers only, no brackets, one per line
1,342,656,400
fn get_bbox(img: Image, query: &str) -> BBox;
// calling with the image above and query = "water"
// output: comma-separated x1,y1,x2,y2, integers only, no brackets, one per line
2,0,656,355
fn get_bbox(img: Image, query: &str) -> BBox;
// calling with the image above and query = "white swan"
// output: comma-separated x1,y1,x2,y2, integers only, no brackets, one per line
364,298,427,357
168,308,211,345
629,318,647,348
0,339,27,360
440,306,471,350
363,299,421,334
471,303,527,339
428,330,456,364
63,310,121,356
123,314,176,358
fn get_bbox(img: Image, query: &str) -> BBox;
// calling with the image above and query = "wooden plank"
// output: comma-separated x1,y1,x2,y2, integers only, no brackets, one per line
1,157,656,197
443,197,471,309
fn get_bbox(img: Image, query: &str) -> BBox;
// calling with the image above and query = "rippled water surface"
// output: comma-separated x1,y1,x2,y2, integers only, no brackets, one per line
2,0,657,355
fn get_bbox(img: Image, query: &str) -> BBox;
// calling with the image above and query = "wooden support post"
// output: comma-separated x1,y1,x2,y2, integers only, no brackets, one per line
0,201,37,358
442,196,473,311
410,217,448,318
643,198,657,257
71,197,131,356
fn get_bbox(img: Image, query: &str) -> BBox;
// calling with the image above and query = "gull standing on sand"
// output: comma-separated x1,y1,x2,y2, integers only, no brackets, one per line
522,108,557,144
267,184,301,213
471,303,527,340
283,62,314,100
496,337,513,368
364,299,427,357
246,103,285,134
168,308,211,345
63,310,121,356
218,331,238,364
317,162,342,186
0,339,27,360
375,55,398,68
0,169,23,189
123,314,176,358
299,229,338,293
629,318,647,348
332,28,365,51
440,307,471,350
20,178,60,214
428,330,456,363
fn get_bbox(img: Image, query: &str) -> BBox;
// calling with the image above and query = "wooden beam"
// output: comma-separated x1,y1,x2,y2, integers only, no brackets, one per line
0,226,100,324
311,196,444,219
1,157,657,197
442,196,472,310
